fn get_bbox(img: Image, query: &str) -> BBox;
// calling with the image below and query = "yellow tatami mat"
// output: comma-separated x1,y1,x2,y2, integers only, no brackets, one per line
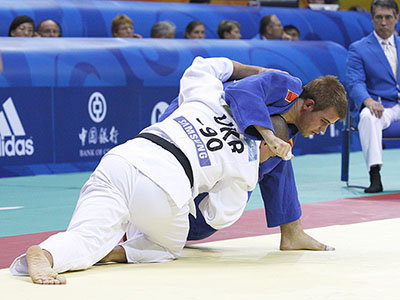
1,218,399,300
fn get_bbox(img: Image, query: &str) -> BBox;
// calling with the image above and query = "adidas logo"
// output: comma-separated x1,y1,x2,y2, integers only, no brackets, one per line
0,97,34,157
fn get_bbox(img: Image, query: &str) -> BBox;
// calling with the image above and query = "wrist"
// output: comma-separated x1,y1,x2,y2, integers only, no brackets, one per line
363,97,374,107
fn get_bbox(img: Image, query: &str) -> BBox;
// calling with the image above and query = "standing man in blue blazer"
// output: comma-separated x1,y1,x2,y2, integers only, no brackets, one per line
346,0,400,193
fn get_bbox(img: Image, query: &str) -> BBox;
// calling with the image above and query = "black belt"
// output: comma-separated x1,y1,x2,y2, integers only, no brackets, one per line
135,133,194,188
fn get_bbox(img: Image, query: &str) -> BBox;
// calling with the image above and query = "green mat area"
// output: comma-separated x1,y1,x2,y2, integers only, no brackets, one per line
0,172,90,237
1,149,399,237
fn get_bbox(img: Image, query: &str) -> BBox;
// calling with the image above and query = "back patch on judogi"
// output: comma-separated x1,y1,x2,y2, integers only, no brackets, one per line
285,90,298,103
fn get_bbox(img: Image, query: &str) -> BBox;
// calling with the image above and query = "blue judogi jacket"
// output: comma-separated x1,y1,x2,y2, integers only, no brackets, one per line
160,71,303,240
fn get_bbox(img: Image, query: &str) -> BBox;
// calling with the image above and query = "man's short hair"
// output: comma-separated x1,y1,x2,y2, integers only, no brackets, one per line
217,20,241,39
112,15,133,35
300,75,347,121
259,15,275,36
371,0,399,17
151,21,176,38
283,25,299,35
37,19,62,37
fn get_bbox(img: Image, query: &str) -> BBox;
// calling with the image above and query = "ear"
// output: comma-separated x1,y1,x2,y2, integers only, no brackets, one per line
303,99,315,111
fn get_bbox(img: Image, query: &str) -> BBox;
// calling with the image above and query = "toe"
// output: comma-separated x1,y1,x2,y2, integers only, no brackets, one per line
56,275,67,284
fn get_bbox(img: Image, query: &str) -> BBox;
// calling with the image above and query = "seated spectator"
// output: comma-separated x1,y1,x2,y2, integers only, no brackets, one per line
283,25,300,40
253,14,283,40
37,19,62,37
217,20,241,39
8,15,35,37
151,21,176,38
111,15,142,38
185,20,205,39
346,0,399,193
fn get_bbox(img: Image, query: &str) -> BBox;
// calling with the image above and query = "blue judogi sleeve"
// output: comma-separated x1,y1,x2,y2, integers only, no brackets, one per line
258,124,301,227
224,71,302,140
258,160,301,227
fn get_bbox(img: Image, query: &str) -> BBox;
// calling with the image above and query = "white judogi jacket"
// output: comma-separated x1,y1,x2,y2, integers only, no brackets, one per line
9,57,261,276
109,57,260,229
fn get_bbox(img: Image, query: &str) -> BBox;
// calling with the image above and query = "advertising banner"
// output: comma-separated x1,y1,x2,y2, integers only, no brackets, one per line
0,88,53,166
53,87,141,163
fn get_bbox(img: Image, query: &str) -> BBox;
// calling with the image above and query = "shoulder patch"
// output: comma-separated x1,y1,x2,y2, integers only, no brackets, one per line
285,90,298,103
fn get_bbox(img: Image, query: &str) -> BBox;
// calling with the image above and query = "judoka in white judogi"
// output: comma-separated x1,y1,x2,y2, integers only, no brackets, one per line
11,57,280,275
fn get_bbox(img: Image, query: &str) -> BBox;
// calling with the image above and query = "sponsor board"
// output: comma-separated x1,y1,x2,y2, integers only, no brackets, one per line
53,87,140,163
0,97,34,157
0,89,53,166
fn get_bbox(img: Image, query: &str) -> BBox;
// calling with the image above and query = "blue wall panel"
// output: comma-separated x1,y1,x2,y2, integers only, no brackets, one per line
0,88,53,165
0,0,376,48
0,37,347,176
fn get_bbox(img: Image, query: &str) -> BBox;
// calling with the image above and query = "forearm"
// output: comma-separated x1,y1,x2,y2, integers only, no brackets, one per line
254,124,275,142
229,60,283,81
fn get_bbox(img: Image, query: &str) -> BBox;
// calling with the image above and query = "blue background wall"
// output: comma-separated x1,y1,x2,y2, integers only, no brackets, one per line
1,0,387,177
0,38,349,176
0,0,378,48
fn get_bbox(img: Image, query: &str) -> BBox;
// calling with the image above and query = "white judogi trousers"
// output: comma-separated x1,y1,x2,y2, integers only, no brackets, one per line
358,103,400,170
10,154,190,275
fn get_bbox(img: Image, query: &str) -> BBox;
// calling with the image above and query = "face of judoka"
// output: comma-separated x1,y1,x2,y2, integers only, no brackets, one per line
296,99,339,138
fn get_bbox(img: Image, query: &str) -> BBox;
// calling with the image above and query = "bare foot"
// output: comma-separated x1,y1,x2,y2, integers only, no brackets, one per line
26,246,66,284
99,245,127,263
279,220,335,251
